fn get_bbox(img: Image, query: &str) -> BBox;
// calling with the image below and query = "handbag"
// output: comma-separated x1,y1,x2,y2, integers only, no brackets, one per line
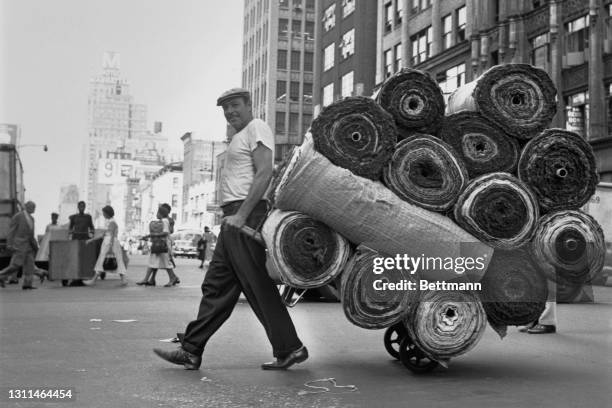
102,252,118,271
150,237,168,254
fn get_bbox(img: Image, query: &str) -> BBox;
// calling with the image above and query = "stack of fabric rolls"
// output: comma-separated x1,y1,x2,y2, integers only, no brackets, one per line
261,63,603,368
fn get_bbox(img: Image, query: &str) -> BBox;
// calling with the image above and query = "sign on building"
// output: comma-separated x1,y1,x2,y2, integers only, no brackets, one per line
97,159,135,184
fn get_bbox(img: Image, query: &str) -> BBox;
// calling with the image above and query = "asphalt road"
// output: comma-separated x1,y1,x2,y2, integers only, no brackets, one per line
1,255,611,408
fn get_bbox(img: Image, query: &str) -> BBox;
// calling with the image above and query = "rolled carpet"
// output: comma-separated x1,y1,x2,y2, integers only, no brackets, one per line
531,210,605,285
261,209,351,289
518,128,598,212
454,172,539,249
438,111,520,178
383,134,468,212
376,68,445,136
272,135,493,283
479,249,547,338
341,245,417,329
404,290,486,366
446,63,557,140
310,96,397,180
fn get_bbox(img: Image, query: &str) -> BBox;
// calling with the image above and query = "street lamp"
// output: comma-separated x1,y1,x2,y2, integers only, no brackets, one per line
18,144,48,152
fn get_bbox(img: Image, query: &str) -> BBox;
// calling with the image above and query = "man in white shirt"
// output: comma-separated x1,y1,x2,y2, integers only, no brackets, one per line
154,88,307,370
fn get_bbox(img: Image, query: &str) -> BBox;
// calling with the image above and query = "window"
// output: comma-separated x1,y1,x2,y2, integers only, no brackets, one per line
341,71,354,97
565,91,589,137
305,21,314,39
457,6,466,42
384,2,393,32
410,26,432,65
323,83,334,106
279,0,288,8
438,63,466,95
340,29,355,59
396,0,403,25
324,43,335,70
276,80,286,101
305,0,314,10
290,81,300,102
342,0,355,18
276,112,286,133
412,0,431,12
384,49,393,77
303,83,313,103
277,50,287,69
291,50,301,70
304,52,314,71
278,18,289,38
530,33,549,69
292,20,302,36
172,194,178,208
323,4,336,32
394,43,402,72
442,14,452,50
565,15,589,59
289,113,300,134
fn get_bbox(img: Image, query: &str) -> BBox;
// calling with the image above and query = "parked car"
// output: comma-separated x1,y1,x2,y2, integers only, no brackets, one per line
171,229,202,258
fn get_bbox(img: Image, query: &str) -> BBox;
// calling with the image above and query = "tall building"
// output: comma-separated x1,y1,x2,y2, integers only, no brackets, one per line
242,0,316,161
82,51,169,225
313,0,378,111
376,0,612,180
180,132,226,224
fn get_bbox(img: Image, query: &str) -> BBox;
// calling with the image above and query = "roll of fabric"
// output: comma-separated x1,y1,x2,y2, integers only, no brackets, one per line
376,68,446,135
454,172,539,249
341,245,417,329
261,209,351,289
518,128,598,212
438,112,520,178
272,135,493,283
479,249,547,338
531,210,605,285
383,134,468,212
446,64,557,140
404,290,486,365
310,96,397,180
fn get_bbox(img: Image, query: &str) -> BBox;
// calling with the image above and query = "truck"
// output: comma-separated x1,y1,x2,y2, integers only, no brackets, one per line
0,143,25,269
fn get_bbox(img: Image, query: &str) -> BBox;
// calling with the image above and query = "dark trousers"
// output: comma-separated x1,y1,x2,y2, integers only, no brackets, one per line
181,200,302,358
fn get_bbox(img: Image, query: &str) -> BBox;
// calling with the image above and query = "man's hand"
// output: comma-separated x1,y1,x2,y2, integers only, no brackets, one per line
223,213,248,230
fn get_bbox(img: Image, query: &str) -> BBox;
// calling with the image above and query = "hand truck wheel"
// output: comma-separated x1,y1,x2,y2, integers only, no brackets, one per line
399,336,439,374
383,323,408,360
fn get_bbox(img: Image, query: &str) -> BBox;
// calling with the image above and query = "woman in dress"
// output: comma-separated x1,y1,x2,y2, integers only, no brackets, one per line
136,205,180,287
196,234,207,269
88,205,127,286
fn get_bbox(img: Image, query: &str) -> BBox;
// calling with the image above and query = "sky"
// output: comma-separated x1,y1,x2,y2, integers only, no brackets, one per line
0,0,244,233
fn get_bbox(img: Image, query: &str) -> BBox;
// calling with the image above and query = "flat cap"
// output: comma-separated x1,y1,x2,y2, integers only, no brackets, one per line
216,88,250,106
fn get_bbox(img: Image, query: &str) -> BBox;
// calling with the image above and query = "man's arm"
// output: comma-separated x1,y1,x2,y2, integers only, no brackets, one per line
87,215,95,237
224,142,273,229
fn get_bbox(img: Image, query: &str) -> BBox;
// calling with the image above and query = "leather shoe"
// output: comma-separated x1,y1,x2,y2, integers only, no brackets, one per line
261,346,308,370
527,324,556,334
153,347,201,370
22,285,37,290
518,321,537,333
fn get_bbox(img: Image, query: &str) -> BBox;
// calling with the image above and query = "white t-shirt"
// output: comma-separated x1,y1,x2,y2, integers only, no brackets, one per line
220,118,275,204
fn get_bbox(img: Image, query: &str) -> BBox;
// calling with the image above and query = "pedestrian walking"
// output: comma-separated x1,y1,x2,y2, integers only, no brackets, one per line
65,201,95,286
154,88,306,371
0,201,46,289
145,203,178,284
196,234,207,269
35,212,61,271
202,226,216,265
136,206,180,287
87,205,127,286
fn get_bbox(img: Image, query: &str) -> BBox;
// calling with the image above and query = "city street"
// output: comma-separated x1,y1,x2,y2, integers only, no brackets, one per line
1,255,611,408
